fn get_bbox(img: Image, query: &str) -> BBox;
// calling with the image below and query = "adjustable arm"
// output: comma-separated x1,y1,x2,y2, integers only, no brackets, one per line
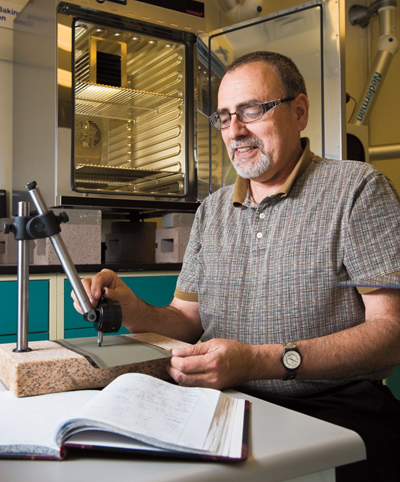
349,0,399,125
26,182,122,346
26,182,98,323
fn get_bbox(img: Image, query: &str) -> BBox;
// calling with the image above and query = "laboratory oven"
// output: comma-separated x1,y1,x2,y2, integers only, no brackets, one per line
12,0,345,214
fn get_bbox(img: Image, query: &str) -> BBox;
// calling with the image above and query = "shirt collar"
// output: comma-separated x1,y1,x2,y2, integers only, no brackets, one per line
232,137,313,208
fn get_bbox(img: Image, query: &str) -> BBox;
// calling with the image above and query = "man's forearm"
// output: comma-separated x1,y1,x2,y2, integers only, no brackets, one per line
250,289,400,382
296,318,400,380
123,297,203,344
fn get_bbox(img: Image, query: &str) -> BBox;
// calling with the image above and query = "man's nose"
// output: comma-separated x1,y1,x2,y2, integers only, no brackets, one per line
225,114,248,138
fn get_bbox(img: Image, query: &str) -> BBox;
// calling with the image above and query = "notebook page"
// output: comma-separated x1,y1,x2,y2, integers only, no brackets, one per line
66,373,222,452
0,390,97,457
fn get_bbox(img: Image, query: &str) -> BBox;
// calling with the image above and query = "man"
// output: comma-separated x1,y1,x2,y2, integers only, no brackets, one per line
73,52,400,480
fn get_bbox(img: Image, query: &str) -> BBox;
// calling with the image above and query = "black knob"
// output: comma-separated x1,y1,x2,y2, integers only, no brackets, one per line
25,181,37,190
58,212,69,224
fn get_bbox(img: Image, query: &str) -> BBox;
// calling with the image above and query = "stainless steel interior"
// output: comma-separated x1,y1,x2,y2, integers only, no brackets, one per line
72,21,187,197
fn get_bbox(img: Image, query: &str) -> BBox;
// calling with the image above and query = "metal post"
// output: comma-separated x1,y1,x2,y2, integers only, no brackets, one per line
14,202,32,353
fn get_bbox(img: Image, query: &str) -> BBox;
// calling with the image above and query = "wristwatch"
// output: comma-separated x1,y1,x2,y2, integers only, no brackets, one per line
281,343,302,380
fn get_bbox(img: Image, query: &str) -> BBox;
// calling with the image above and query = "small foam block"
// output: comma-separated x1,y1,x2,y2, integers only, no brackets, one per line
155,227,191,263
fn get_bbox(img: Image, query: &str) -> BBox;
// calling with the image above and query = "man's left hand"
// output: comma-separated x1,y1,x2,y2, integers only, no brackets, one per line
166,338,273,389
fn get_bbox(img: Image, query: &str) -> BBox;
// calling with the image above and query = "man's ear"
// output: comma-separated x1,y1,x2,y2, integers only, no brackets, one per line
293,93,309,132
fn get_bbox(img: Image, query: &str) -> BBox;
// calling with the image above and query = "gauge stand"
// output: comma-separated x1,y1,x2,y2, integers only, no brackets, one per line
0,182,188,397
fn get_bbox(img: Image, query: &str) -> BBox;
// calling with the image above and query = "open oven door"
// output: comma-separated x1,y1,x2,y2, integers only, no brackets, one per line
196,0,345,199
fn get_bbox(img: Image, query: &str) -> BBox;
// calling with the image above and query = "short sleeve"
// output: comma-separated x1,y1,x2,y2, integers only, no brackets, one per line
344,172,400,280
175,206,203,299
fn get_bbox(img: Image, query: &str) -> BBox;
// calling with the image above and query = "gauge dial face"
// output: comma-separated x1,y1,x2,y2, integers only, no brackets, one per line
283,350,301,369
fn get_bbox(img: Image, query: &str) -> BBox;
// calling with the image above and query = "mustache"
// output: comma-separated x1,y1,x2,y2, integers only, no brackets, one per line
228,137,265,159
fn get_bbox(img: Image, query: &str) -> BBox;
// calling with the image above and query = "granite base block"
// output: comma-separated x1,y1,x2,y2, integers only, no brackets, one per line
0,333,188,397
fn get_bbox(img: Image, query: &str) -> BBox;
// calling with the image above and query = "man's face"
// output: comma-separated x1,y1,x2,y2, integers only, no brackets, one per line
217,61,307,183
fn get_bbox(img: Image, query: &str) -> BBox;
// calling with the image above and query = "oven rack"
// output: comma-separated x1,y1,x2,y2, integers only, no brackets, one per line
75,82,183,120
75,163,184,193
75,163,181,182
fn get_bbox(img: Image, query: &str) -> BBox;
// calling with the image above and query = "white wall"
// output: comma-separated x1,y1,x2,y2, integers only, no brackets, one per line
0,58,13,215
0,0,26,215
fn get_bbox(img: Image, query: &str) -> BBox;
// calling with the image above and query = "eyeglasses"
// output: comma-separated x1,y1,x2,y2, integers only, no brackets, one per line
209,98,295,130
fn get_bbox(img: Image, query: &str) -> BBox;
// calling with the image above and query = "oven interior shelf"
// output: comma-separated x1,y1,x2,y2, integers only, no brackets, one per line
75,82,183,121
75,163,184,193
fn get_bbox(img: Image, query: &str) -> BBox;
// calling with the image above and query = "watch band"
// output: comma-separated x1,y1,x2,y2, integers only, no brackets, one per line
283,368,298,381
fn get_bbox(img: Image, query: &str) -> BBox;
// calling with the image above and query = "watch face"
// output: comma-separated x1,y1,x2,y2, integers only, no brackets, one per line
283,350,301,369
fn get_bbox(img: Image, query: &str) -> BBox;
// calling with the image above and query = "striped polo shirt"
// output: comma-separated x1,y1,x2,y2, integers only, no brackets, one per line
175,138,400,396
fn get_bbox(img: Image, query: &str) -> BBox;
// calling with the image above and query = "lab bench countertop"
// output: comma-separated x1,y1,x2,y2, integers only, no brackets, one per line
0,389,365,482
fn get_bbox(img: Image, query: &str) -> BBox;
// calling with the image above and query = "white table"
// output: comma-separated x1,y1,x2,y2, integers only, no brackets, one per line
0,389,365,482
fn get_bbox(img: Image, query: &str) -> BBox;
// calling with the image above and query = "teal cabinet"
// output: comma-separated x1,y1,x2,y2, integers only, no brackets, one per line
63,274,178,339
122,276,178,306
386,366,400,400
0,280,49,343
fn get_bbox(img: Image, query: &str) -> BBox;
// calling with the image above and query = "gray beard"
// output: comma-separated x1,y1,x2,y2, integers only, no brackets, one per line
229,138,272,179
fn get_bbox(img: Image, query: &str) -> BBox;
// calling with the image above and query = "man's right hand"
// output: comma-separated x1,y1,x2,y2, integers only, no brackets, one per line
71,269,139,326
71,268,203,342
